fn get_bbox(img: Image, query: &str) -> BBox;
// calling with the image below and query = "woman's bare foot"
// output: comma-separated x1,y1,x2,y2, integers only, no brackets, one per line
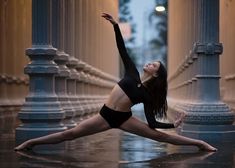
14,140,33,151
198,141,217,152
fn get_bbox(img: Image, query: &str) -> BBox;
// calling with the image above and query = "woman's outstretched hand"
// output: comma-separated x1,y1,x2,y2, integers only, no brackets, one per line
14,140,33,151
174,112,186,128
101,13,117,25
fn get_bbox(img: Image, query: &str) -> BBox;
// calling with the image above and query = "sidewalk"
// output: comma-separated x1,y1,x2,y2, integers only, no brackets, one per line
0,105,234,168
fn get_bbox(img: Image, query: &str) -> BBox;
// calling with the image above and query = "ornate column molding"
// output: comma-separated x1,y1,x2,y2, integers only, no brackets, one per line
171,0,235,142
224,74,235,81
193,42,223,55
75,60,86,121
75,60,119,117
66,57,79,117
0,74,29,85
54,54,77,128
15,0,67,147
82,63,94,116
223,74,235,110
52,0,76,129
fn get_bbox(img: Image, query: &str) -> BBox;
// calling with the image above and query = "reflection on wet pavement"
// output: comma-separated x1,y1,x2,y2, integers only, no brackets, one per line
0,107,235,168
120,131,235,168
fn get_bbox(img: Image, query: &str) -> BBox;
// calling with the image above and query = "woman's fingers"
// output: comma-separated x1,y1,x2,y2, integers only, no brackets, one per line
101,15,110,20
102,13,111,17
101,13,116,25
101,13,113,19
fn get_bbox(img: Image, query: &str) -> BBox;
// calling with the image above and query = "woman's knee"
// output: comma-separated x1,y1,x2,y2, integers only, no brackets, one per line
152,130,170,142
61,129,77,140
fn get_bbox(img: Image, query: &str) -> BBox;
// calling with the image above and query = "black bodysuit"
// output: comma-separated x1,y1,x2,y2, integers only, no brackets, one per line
100,24,174,129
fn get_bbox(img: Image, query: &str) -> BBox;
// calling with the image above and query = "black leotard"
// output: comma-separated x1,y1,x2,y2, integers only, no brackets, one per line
113,24,174,129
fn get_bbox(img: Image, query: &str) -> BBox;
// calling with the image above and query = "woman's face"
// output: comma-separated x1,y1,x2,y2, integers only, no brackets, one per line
143,61,160,77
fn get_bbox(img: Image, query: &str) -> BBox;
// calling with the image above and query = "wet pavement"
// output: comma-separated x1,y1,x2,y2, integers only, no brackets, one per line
0,105,235,168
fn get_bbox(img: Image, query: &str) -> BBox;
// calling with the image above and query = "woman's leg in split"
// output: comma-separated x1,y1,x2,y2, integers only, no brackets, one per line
14,114,111,151
119,116,217,151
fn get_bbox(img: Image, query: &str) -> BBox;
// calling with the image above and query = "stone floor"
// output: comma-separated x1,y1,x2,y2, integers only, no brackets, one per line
0,106,235,168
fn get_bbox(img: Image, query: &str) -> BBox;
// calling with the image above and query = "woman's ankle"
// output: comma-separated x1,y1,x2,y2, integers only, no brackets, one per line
196,140,205,148
26,139,34,148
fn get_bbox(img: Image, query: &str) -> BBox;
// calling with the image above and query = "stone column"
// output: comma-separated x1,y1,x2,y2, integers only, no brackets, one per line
66,58,79,118
15,0,67,147
64,0,80,119
179,0,235,141
0,1,10,108
75,60,86,121
220,0,235,112
52,0,76,128
73,0,84,121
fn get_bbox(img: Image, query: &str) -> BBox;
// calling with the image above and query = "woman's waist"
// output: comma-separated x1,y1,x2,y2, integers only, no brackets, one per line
105,97,132,112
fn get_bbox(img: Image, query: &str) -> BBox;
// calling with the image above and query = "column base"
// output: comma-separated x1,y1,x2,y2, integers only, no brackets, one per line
178,123,235,142
168,99,235,142
63,118,77,129
15,126,67,150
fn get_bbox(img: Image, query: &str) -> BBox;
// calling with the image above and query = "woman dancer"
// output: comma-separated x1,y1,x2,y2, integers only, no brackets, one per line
14,13,216,152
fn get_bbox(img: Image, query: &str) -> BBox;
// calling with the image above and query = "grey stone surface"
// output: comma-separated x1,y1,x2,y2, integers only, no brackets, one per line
3,107,235,168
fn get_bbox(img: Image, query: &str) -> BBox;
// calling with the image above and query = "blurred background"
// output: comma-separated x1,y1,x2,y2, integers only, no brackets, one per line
119,0,168,72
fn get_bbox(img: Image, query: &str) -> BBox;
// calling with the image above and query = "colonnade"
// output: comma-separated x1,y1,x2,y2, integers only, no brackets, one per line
167,0,235,141
0,0,120,145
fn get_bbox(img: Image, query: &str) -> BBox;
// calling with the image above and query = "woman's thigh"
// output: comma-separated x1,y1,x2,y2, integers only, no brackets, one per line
119,116,168,141
69,114,111,138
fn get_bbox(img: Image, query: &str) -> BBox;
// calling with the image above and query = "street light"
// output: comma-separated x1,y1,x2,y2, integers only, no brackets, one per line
155,6,165,12
155,0,167,12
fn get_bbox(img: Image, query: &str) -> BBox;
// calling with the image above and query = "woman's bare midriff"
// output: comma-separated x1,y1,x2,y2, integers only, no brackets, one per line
105,84,133,112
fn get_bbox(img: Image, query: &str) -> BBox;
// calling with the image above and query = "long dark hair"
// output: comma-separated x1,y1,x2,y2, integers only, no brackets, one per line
143,61,168,119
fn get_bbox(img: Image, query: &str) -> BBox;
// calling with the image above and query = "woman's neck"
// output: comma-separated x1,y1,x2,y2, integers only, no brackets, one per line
141,72,152,84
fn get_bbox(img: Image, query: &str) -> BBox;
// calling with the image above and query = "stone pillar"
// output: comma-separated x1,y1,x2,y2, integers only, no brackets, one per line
0,1,9,108
220,0,235,112
66,58,79,118
0,1,30,111
81,63,92,117
52,0,76,128
15,0,67,146
64,0,80,120
73,0,83,121
75,60,86,121
179,0,235,141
